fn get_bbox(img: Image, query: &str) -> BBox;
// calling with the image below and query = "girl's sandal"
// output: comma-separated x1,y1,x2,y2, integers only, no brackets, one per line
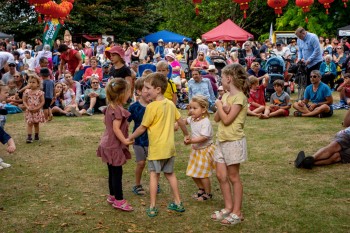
132,185,146,195
112,199,133,212
293,111,302,117
220,213,242,226
192,188,205,199
197,193,212,201
211,208,230,221
146,207,158,217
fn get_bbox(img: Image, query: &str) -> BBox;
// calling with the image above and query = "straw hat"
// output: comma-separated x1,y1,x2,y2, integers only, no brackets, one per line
165,53,176,60
84,41,91,47
196,38,202,44
208,65,217,73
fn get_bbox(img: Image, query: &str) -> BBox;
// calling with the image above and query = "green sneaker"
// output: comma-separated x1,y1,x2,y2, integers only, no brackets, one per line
167,202,185,212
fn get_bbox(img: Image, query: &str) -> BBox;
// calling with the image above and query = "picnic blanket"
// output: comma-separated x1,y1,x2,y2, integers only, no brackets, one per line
332,101,350,110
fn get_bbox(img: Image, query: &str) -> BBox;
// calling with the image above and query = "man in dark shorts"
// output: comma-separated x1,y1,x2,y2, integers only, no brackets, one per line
295,127,350,169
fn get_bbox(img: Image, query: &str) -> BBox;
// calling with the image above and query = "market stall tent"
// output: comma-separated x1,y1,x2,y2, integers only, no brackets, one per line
338,25,350,37
0,32,14,39
202,19,253,42
142,30,191,43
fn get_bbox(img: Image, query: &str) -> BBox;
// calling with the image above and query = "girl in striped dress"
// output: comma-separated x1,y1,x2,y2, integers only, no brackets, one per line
184,95,216,201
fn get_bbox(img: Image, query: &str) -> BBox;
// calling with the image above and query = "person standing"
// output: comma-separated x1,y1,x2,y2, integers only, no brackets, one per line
139,38,149,63
295,27,323,86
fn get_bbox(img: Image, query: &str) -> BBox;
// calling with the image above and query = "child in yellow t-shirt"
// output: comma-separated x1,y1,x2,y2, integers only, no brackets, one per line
128,72,189,217
156,61,177,105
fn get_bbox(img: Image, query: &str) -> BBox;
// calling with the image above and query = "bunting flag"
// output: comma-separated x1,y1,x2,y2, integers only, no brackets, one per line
269,22,273,42
43,18,61,48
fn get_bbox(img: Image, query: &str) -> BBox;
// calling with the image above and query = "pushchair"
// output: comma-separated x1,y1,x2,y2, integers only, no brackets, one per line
288,61,307,101
265,56,285,101
210,55,227,76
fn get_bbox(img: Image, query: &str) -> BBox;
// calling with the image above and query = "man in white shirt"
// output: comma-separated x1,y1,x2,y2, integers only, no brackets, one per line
273,41,291,59
139,38,149,63
197,39,208,56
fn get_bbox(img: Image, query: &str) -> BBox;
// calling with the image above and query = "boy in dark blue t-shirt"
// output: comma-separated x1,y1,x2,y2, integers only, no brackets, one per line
128,77,151,195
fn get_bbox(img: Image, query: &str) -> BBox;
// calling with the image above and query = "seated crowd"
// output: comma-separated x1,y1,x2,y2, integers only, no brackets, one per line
0,32,350,120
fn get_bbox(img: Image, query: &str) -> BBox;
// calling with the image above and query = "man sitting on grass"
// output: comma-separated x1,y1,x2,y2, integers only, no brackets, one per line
292,70,333,118
295,109,350,169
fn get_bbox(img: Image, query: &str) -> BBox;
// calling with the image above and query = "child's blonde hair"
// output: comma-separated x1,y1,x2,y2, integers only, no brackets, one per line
190,95,210,118
141,69,153,77
248,75,259,87
106,78,130,106
27,73,42,89
134,77,146,91
144,72,168,94
222,63,249,97
156,61,169,71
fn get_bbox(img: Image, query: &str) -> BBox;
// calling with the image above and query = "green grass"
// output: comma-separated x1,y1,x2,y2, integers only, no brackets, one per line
1,94,350,232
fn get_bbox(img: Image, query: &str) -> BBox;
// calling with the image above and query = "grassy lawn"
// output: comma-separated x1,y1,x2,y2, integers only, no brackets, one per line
0,93,350,232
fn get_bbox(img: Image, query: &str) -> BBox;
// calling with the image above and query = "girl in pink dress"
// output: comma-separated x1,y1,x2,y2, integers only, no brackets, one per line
22,74,45,143
97,78,134,211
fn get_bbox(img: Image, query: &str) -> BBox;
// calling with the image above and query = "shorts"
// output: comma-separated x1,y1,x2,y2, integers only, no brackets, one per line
270,107,289,116
133,145,148,162
43,98,52,109
319,108,333,118
214,137,248,165
148,156,175,173
334,131,350,163
83,97,106,111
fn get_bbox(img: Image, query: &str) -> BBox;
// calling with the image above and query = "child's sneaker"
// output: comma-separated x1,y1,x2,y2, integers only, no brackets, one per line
26,136,33,143
86,108,93,116
0,162,11,168
168,202,185,212
107,195,116,205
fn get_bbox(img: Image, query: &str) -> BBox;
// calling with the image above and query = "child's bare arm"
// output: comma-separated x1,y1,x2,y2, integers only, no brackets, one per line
186,136,208,144
216,100,242,126
113,119,134,145
7,138,16,153
129,125,147,141
177,118,189,136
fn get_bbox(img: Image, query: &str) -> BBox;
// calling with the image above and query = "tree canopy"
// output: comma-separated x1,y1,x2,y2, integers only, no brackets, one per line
0,0,349,43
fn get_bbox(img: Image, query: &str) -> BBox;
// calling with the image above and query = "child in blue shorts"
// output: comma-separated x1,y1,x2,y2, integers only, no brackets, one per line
128,77,151,195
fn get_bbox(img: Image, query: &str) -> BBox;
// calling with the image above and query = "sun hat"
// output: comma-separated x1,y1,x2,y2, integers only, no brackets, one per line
165,53,176,60
208,65,217,72
84,41,91,47
105,46,125,60
196,38,202,44
158,39,164,43
8,59,16,65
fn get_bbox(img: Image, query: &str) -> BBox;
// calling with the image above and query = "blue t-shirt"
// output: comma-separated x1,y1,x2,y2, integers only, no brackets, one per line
304,82,332,106
128,101,148,147
43,79,54,99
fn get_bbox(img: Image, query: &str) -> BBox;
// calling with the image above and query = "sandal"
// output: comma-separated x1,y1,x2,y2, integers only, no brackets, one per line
197,193,212,201
112,199,133,212
168,202,185,212
211,208,230,221
146,207,158,217
192,188,205,199
293,111,303,117
132,185,146,195
220,213,242,226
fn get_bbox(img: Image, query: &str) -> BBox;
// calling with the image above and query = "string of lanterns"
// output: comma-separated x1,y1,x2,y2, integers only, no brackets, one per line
28,0,74,24
192,0,348,20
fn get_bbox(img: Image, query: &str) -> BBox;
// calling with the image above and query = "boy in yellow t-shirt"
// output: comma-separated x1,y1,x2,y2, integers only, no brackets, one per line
156,61,177,105
128,72,189,217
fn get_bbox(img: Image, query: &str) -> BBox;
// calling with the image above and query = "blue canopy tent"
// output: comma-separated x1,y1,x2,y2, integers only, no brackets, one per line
142,30,191,43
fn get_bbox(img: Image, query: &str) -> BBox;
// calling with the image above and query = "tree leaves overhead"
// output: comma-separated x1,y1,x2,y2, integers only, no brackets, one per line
0,0,349,42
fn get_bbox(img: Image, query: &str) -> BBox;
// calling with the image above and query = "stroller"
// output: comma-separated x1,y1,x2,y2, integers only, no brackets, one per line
288,61,308,101
265,56,285,101
210,55,227,76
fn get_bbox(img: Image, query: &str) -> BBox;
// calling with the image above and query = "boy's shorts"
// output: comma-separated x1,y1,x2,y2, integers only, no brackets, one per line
133,145,148,162
148,156,175,173
43,98,52,109
214,137,248,165
335,130,350,163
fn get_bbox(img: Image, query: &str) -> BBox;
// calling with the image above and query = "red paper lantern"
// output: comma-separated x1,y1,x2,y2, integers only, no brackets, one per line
31,0,75,23
193,0,202,15
343,0,348,7
267,0,288,16
295,0,313,22
232,0,251,18
318,0,334,14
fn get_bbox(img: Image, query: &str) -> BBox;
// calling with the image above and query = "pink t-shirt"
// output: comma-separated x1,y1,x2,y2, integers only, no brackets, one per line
170,60,181,75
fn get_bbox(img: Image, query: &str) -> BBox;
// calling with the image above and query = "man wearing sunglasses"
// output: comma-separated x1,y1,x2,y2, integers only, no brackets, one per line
292,70,333,118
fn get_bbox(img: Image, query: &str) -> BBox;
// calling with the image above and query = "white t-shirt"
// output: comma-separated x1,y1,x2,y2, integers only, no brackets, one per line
139,42,149,61
0,52,14,70
198,44,209,56
187,117,213,150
